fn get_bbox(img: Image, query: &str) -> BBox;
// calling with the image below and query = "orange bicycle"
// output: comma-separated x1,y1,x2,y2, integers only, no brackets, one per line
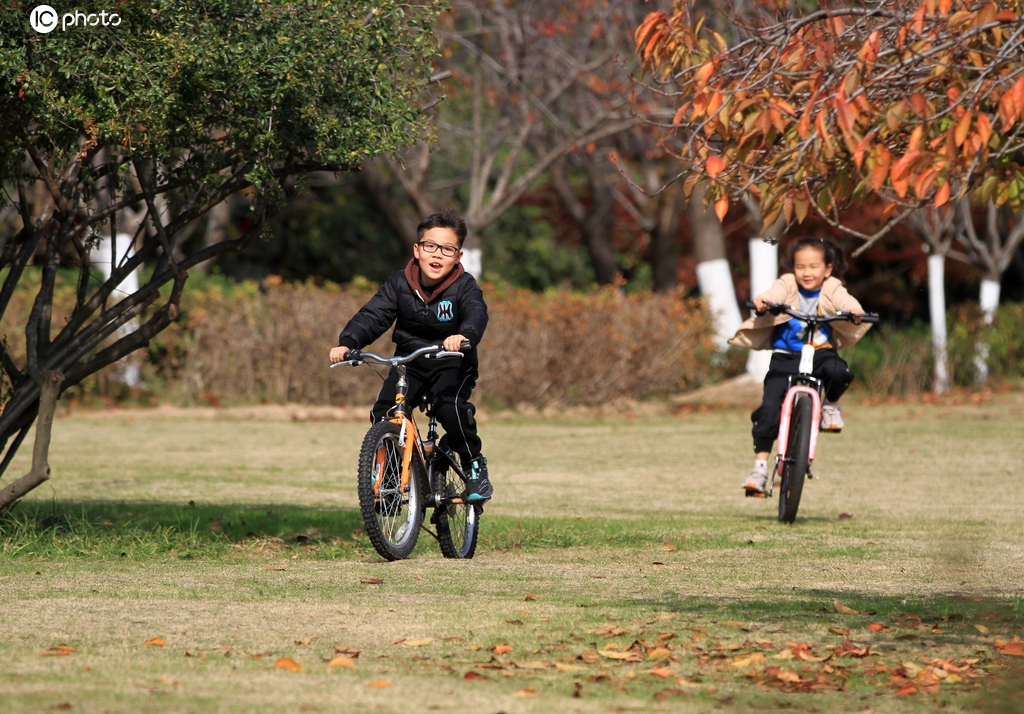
331,343,478,561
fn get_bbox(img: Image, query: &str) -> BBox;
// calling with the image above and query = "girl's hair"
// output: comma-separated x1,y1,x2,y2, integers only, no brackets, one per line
788,236,845,278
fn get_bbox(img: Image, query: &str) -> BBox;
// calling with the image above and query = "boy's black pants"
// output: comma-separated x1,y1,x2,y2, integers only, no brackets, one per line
370,358,482,462
751,349,854,453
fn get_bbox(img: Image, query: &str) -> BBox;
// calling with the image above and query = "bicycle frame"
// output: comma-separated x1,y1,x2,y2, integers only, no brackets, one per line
336,344,470,508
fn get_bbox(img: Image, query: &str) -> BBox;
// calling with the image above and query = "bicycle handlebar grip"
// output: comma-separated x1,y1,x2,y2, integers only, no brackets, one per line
860,314,880,324
347,348,362,361
460,340,472,352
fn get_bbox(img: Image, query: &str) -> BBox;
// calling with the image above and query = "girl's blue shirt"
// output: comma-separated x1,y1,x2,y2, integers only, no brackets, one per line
770,285,833,352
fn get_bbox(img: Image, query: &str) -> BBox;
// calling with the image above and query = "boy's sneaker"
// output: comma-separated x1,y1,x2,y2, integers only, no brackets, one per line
820,402,844,432
743,466,768,496
463,456,493,505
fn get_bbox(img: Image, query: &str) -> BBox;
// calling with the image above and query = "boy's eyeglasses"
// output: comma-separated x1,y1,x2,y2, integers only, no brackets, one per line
418,240,460,258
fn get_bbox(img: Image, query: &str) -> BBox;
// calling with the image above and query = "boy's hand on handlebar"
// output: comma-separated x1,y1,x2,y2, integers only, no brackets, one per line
443,334,470,352
851,314,863,325
329,345,350,364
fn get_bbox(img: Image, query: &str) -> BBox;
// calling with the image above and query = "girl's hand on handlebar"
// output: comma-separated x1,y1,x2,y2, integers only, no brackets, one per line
851,314,863,325
329,345,350,364
443,334,469,352
752,297,768,314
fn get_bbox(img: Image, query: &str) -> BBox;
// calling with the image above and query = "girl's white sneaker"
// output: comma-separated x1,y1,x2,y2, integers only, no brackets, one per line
820,402,844,432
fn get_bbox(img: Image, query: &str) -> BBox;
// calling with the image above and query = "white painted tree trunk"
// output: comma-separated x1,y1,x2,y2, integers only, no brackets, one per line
696,258,743,350
90,233,142,387
927,255,950,394
974,278,1001,383
745,239,778,379
461,247,482,279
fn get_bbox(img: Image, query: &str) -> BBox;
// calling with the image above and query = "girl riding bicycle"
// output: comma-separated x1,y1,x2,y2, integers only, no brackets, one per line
728,236,872,495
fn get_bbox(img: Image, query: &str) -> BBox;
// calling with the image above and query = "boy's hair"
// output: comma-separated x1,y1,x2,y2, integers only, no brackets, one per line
416,208,467,248
787,236,846,278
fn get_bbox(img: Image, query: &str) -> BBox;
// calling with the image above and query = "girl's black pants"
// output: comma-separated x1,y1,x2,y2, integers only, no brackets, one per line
751,349,854,453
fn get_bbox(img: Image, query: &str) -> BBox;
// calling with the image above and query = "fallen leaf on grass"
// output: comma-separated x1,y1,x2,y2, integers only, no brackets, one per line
360,578,384,585
869,623,895,633
49,703,72,710
465,646,481,651
730,652,766,668
833,640,871,658
839,513,853,519
580,651,600,664
646,646,673,661
661,544,678,551
771,649,793,660
275,658,305,672
524,593,535,601
896,684,918,695
833,599,862,616
723,621,746,627
364,680,391,688
294,638,310,646
40,645,75,657
829,627,851,636
144,638,167,647
506,620,524,626
597,650,642,662
515,660,550,669
333,646,361,657
400,639,433,647
973,624,990,635
327,656,355,668
555,662,585,673
463,671,487,680
647,667,674,678
996,640,1024,657
266,567,285,571
490,644,513,655
513,688,536,697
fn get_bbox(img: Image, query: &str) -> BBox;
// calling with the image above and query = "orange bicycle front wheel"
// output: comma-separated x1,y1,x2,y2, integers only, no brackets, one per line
357,420,424,560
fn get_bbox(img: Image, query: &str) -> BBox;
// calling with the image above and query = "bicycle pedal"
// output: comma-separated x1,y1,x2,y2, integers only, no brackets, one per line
745,489,767,498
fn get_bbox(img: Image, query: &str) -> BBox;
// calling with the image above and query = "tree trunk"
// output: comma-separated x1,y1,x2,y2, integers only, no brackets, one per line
90,233,142,387
690,185,741,349
462,228,483,278
361,161,421,250
650,181,682,292
0,371,64,511
549,160,618,285
193,197,234,273
974,277,1001,384
745,238,778,379
927,254,950,394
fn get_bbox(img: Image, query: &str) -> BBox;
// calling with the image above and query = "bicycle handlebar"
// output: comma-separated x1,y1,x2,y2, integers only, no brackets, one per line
330,341,472,369
745,300,880,324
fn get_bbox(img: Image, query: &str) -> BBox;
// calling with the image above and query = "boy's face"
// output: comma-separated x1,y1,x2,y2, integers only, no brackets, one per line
792,246,833,292
414,227,462,286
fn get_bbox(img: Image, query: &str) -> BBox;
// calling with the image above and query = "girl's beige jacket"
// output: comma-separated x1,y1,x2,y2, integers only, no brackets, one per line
727,274,872,351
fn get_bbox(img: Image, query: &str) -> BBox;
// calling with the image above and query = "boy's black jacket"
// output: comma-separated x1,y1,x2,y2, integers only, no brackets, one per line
338,260,488,360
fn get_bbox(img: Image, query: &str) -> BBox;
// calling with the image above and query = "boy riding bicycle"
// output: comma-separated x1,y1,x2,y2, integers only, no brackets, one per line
328,208,493,505
729,236,872,495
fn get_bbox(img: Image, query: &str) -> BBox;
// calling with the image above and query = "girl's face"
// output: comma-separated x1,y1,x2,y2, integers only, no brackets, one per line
792,246,833,292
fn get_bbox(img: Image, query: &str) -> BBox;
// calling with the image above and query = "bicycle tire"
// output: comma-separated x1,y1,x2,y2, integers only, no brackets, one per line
433,436,479,559
357,420,424,560
778,393,812,524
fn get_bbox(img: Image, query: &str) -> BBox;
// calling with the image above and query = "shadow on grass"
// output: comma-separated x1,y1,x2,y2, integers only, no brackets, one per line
0,501,676,560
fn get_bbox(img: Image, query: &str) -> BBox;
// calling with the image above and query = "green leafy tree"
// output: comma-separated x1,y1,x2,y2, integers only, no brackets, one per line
0,0,441,508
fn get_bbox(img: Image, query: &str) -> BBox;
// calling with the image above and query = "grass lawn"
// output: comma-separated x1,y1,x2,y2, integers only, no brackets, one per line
1,393,1023,713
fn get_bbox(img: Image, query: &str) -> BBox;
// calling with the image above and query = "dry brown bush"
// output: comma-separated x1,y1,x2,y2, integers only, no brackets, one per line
149,282,721,408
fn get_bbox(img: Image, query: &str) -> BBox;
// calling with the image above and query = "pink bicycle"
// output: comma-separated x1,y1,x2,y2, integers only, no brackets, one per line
747,301,879,523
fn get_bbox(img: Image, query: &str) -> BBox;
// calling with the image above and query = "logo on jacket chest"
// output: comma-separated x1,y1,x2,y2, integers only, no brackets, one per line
436,300,454,322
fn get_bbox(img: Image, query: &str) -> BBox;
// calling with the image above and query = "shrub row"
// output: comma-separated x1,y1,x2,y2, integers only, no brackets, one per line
3,271,1021,405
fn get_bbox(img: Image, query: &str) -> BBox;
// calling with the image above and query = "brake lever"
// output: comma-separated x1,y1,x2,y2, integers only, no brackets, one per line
330,360,362,369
